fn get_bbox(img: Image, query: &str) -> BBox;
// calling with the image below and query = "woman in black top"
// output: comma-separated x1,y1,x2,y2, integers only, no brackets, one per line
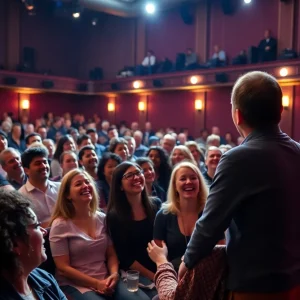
136,157,166,202
97,153,122,210
146,146,172,194
106,162,161,299
153,161,208,270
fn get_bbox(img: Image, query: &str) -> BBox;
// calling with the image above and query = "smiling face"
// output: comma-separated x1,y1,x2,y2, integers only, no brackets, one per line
61,152,78,175
175,167,200,200
2,150,24,178
0,135,8,152
68,173,94,207
63,138,76,152
25,156,50,181
121,166,145,195
189,146,200,162
205,149,222,171
114,143,128,161
140,162,155,184
80,149,98,171
171,149,186,166
17,208,47,271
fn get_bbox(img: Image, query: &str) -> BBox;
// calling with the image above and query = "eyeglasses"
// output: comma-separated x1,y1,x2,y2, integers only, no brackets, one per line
122,170,143,180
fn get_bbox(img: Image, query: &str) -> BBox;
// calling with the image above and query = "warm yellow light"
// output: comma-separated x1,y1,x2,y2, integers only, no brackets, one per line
107,102,115,112
282,96,289,108
190,76,199,85
195,99,203,111
138,101,146,111
133,81,142,89
21,99,30,110
280,68,288,77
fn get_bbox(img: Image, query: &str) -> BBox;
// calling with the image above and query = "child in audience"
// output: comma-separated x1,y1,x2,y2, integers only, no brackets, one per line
153,161,208,270
106,162,161,299
50,169,140,299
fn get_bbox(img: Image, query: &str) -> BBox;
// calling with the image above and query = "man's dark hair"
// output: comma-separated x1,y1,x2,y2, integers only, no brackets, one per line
77,134,91,147
78,145,95,161
231,71,282,128
86,128,97,134
25,133,41,145
21,147,48,169
0,190,34,276
97,153,122,182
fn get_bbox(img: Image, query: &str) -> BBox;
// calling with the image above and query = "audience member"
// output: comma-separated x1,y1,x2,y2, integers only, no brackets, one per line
224,132,236,147
139,50,156,75
8,122,26,153
25,132,42,148
195,128,209,145
134,130,149,157
37,125,48,140
97,153,122,210
211,126,226,144
86,128,105,158
206,134,221,147
185,141,206,173
185,48,198,70
202,146,222,186
146,146,172,193
0,173,14,190
209,45,226,67
98,120,110,145
170,145,196,168
258,29,277,62
179,71,300,299
19,147,60,227
106,162,161,299
0,190,66,299
108,137,128,161
0,148,26,189
43,138,55,160
47,117,66,141
154,161,208,270
78,145,99,181
161,134,176,155
124,136,137,161
143,121,155,146
136,157,166,202
177,133,187,145
0,130,8,177
50,169,138,300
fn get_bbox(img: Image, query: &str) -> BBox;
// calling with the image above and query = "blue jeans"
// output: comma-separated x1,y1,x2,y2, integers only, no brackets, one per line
61,278,156,300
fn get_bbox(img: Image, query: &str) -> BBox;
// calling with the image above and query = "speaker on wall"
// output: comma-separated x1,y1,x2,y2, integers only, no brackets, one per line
215,73,228,83
180,3,194,25
153,79,164,88
111,83,120,91
77,83,88,92
41,80,54,89
3,77,17,85
221,0,235,15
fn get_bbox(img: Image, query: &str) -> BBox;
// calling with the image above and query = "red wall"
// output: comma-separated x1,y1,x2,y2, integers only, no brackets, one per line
209,0,279,60
0,88,19,119
0,0,6,67
78,15,135,79
20,10,79,78
293,86,300,141
146,8,196,62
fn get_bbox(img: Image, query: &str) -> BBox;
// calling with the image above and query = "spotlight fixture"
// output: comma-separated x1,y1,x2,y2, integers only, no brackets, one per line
22,0,35,11
279,67,288,77
72,0,82,18
73,12,80,18
133,80,143,89
282,96,290,109
244,0,251,4
92,18,98,26
145,3,156,14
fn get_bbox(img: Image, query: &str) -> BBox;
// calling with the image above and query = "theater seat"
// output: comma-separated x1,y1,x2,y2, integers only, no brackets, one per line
39,228,56,276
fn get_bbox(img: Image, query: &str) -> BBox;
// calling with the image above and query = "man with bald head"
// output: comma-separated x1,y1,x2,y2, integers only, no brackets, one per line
180,71,300,299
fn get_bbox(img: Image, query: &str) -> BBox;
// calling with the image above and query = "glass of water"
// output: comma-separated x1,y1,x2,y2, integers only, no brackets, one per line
126,270,139,292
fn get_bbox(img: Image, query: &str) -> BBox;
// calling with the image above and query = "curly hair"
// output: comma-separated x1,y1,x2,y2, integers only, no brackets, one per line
0,190,34,276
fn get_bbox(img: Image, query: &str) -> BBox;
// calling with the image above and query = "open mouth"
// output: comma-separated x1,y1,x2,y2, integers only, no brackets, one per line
183,186,195,192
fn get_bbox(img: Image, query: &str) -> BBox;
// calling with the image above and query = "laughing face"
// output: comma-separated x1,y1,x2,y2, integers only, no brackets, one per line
26,156,49,181
175,167,200,200
205,149,222,171
121,166,145,195
140,162,155,184
80,149,98,171
68,173,94,205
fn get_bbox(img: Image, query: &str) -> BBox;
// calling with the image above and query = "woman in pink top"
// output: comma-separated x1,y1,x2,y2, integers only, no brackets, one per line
49,169,148,300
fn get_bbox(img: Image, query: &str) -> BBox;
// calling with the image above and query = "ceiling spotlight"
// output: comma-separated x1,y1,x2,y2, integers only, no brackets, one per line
190,76,199,85
72,0,82,18
73,12,80,18
22,0,35,10
92,18,98,26
145,3,156,14
244,0,251,3
133,80,142,89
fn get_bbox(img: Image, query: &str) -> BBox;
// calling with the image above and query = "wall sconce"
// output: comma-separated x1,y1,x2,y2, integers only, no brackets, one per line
279,67,288,77
133,80,143,89
195,99,203,111
282,95,289,109
138,101,146,112
21,99,30,110
190,76,200,85
107,102,115,112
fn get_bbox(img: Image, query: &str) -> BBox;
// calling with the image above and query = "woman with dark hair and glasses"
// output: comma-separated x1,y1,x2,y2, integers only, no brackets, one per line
146,146,172,193
135,157,166,202
51,135,76,177
97,153,122,210
106,162,161,299
0,190,66,299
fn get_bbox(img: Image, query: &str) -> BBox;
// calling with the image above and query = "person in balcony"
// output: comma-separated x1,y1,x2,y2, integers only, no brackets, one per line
136,50,157,75
208,45,227,67
185,48,198,70
258,29,277,62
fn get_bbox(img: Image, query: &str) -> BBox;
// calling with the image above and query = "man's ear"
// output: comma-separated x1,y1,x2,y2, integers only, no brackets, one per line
236,109,244,126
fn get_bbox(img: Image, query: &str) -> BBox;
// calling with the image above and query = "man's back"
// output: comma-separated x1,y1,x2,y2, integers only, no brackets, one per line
220,127,300,291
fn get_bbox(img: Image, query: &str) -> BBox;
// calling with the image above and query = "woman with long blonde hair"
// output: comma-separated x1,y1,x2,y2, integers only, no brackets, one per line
153,161,208,270
49,169,138,299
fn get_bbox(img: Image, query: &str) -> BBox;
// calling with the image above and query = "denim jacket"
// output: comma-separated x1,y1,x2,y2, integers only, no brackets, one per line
0,268,66,300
